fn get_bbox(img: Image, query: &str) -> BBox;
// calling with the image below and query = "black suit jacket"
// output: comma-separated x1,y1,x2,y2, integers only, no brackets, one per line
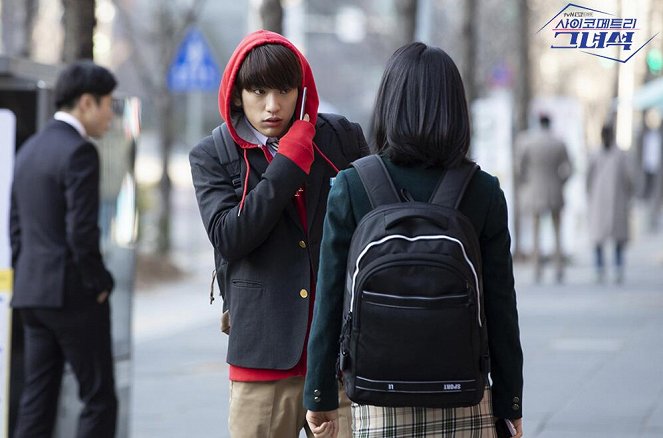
189,115,368,370
10,119,114,308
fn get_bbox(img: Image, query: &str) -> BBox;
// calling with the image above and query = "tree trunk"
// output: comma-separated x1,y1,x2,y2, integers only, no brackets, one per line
260,0,283,34
462,0,477,104
2,0,38,57
512,0,531,259
61,0,96,62
156,91,175,253
394,0,418,47
154,6,177,254
23,0,38,57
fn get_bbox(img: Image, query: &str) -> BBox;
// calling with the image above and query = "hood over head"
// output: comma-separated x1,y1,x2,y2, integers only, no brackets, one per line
218,30,320,149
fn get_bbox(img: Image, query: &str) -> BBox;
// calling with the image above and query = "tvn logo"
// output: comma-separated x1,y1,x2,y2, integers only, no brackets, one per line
537,3,657,63
444,383,462,391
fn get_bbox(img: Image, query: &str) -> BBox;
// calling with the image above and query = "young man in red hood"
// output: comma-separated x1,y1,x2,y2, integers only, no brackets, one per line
189,30,368,437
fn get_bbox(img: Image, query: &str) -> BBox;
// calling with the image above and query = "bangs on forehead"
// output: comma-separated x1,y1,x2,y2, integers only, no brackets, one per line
237,44,302,90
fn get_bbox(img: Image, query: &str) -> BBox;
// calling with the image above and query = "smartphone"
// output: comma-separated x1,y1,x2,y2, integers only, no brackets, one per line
299,86,308,120
495,419,516,438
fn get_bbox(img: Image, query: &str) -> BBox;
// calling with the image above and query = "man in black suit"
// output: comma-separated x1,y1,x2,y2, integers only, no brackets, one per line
10,60,118,438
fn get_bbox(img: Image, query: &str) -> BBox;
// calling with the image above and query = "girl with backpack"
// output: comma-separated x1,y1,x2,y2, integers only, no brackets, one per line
303,42,524,437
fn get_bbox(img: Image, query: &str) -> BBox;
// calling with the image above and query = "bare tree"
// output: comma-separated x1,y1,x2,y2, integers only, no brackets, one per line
1,0,39,58
461,0,477,104
61,0,96,61
512,0,531,258
394,0,418,47
112,0,206,253
260,0,283,34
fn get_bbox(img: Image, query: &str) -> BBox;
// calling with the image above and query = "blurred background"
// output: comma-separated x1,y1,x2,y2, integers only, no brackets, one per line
1,0,663,437
3,0,663,261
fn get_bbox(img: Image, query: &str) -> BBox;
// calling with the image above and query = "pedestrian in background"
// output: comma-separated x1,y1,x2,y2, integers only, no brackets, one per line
189,30,367,437
10,60,118,438
587,124,634,284
304,42,523,438
516,113,573,283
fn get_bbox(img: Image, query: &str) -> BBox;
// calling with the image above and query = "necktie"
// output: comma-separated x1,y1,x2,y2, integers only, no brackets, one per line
266,138,279,154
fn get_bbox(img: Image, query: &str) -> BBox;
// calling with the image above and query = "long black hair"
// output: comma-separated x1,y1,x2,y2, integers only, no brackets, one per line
370,42,470,168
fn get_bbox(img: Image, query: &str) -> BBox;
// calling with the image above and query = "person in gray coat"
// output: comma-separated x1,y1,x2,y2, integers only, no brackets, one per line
516,114,573,283
587,124,634,284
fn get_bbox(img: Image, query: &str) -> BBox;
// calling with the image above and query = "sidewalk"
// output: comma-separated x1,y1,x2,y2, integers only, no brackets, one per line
129,182,663,437
515,226,663,437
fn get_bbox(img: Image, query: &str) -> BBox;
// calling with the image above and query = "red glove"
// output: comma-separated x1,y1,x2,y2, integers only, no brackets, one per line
278,120,315,174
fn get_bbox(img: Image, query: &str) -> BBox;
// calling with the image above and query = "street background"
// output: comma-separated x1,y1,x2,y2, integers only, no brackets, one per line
2,0,663,436
130,171,663,438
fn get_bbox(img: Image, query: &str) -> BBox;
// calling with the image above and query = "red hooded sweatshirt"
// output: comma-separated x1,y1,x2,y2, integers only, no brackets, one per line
219,30,329,381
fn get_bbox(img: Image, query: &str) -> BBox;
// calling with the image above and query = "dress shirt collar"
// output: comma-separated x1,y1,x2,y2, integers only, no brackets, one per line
54,111,87,138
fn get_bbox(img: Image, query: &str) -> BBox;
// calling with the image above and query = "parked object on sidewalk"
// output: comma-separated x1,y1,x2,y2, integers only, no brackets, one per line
587,124,635,284
516,113,573,283
304,42,524,438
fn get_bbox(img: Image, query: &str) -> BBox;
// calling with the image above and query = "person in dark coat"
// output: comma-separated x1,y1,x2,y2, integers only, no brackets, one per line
304,43,523,437
189,30,368,437
10,60,118,438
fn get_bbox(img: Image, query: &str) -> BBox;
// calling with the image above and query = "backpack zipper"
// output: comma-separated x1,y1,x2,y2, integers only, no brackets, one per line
350,234,481,327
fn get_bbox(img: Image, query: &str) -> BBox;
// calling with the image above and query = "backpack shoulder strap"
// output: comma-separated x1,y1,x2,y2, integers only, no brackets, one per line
318,113,355,159
212,124,243,199
429,161,479,209
351,155,401,208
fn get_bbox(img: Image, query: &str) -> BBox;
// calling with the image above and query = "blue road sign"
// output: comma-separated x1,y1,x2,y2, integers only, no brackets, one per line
168,28,221,92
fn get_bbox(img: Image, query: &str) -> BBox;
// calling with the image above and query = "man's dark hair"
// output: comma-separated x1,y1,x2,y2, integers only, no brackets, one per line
232,43,302,111
370,42,470,168
539,114,551,129
54,60,117,110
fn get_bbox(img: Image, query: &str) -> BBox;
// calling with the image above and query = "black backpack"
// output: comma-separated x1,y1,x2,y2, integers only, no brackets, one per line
339,155,490,408
209,113,361,312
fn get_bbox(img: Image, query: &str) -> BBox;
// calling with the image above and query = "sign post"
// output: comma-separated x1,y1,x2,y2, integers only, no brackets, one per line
168,28,221,145
0,109,16,437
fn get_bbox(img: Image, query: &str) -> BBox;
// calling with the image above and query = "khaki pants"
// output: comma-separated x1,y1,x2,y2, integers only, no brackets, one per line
229,376,352,437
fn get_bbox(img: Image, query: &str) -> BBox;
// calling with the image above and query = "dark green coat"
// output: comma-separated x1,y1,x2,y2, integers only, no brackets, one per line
304,157,523,419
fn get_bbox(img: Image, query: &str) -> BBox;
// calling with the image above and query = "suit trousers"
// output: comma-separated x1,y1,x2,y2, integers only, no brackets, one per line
14,301,117,438
229,376,352,437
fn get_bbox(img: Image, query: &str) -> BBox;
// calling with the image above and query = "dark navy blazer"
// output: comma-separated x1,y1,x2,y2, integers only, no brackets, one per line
10,120,114,308
189,115,368,370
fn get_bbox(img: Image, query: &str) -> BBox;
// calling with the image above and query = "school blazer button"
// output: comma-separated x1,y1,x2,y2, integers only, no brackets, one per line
313,389,321,396
513,396,520,403
314,396,321,403
512,403,520,411
300,289,309,299
298,240,307,249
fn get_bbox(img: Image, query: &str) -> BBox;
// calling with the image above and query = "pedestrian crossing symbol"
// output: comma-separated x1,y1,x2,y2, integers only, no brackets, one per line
167,27,221,92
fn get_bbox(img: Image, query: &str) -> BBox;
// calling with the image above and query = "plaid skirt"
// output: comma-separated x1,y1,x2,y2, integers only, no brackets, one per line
351,387,497,438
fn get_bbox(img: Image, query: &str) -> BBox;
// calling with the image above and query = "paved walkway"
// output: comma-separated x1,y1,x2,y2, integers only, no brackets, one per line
130,182,663,437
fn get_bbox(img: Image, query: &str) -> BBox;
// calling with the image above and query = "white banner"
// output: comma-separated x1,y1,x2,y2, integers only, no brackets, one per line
0,108,16,437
